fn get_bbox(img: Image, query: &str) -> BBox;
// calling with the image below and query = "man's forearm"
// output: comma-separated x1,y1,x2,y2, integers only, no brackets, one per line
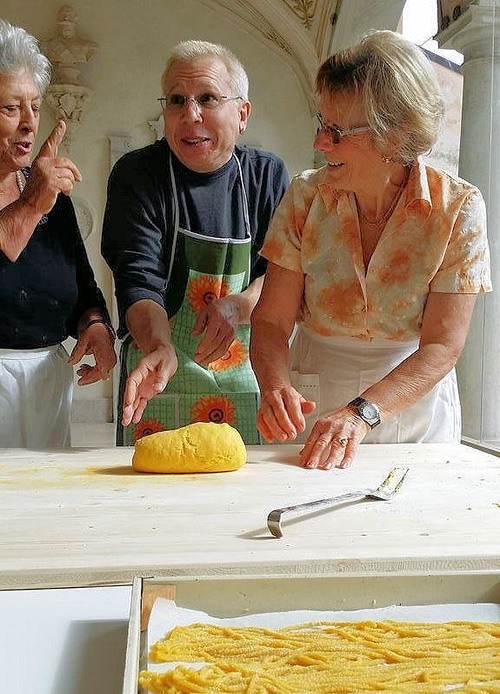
125,299,172,354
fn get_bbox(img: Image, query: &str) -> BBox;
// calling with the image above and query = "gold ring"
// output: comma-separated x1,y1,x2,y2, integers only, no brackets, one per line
336,437,348,447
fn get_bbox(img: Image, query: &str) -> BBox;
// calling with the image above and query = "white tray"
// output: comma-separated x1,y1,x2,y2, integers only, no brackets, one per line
122,573,500,694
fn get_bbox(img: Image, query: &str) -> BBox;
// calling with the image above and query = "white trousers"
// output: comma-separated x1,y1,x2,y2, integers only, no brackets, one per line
0,344,73,448
289,327,461,444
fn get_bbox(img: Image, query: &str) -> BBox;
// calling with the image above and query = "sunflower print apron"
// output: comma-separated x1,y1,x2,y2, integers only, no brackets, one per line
117,154,261,445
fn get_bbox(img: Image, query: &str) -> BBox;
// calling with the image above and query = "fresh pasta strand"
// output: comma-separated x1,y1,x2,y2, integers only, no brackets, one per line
139,620,500,693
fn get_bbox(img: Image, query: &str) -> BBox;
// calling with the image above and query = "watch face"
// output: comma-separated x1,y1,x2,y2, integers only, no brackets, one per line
360,402,378,420
349,397,380,428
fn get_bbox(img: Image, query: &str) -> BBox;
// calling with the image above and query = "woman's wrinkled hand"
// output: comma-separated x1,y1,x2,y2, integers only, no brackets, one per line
257,384,316,442
69,322,117,386
121,344,178,426
299,407,370,470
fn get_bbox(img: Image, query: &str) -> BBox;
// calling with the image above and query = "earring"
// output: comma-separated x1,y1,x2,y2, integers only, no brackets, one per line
381,154,392,163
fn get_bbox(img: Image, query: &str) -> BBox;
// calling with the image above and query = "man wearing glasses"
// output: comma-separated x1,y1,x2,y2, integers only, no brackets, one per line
102,40,289,444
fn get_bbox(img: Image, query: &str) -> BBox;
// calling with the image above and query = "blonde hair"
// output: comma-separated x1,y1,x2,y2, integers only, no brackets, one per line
0,19,51,95
316,30,445,163
161,40,249,100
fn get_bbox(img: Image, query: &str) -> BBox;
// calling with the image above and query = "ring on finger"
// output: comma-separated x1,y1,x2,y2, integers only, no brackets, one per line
336,436,348,447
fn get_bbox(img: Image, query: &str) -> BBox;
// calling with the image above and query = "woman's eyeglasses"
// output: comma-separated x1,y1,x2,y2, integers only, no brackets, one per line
158,94,243,111
316,112,371,144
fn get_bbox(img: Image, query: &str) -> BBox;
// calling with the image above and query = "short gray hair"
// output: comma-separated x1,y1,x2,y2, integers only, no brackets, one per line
316,30,445,163
0,19,51,95
162,40,249,100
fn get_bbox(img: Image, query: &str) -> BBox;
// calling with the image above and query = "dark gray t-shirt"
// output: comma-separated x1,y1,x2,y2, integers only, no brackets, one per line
101,139,289,336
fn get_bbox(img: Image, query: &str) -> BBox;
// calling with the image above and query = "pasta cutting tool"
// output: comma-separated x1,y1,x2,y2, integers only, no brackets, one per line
267,467,409,538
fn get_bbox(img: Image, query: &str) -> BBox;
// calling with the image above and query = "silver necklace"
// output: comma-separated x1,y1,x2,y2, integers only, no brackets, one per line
357,179,406,228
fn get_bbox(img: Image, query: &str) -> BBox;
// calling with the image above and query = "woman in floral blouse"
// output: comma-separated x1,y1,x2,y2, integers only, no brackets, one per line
250,30,491,469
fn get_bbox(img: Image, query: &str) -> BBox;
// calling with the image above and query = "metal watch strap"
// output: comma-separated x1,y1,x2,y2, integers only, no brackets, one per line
348,396,381,429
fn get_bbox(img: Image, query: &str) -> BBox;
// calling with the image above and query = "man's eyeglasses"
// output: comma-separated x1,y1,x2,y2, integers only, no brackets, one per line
158,94,243,111
316,112,371,145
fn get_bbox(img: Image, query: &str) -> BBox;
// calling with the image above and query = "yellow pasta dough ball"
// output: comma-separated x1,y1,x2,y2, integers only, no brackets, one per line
132,422,247,473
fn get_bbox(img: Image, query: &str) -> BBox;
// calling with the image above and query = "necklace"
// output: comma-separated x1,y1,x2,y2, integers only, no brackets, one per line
356,178,407,228
16,170,25,194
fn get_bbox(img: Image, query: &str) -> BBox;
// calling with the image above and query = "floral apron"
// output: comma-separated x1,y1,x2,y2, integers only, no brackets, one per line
117,154,261,445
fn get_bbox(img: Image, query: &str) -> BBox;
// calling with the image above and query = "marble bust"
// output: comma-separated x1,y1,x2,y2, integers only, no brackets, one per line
42,5,97,85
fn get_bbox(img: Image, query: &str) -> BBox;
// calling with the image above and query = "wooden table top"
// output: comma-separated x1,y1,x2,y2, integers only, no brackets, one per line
0,443,499,589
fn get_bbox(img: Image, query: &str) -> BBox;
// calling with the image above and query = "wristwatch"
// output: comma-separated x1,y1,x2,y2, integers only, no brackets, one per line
348,397,381,429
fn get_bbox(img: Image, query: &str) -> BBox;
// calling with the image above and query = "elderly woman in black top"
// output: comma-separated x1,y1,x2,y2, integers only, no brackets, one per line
0,20,116,447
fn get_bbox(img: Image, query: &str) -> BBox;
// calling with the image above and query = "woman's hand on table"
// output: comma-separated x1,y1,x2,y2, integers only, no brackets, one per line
257,384,316,442
299,407,370,470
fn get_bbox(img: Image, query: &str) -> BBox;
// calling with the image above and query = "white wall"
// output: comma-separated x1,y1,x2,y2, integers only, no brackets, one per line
2,0,315,418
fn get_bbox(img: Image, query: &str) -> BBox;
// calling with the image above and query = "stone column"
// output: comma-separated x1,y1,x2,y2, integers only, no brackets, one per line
436,2,500,443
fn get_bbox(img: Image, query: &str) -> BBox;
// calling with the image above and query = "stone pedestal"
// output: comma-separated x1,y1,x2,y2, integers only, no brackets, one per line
436,2,500,442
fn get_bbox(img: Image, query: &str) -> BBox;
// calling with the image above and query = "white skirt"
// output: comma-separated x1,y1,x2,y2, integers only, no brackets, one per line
289,326,460,444
0,344,73,448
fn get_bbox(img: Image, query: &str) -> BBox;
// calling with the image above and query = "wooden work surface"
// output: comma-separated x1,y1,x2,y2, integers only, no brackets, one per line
0,443,499,590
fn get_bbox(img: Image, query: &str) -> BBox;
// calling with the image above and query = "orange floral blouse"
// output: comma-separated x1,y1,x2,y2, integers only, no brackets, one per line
260,159,492,342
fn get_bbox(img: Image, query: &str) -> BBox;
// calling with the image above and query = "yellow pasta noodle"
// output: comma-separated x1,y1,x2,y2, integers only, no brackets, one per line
139,620,500,693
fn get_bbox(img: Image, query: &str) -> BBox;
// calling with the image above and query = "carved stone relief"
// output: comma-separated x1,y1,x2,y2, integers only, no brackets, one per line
108,134,132,169
149,116,164,141
72,195,94,240
282,0,319,29
41,5,98,151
